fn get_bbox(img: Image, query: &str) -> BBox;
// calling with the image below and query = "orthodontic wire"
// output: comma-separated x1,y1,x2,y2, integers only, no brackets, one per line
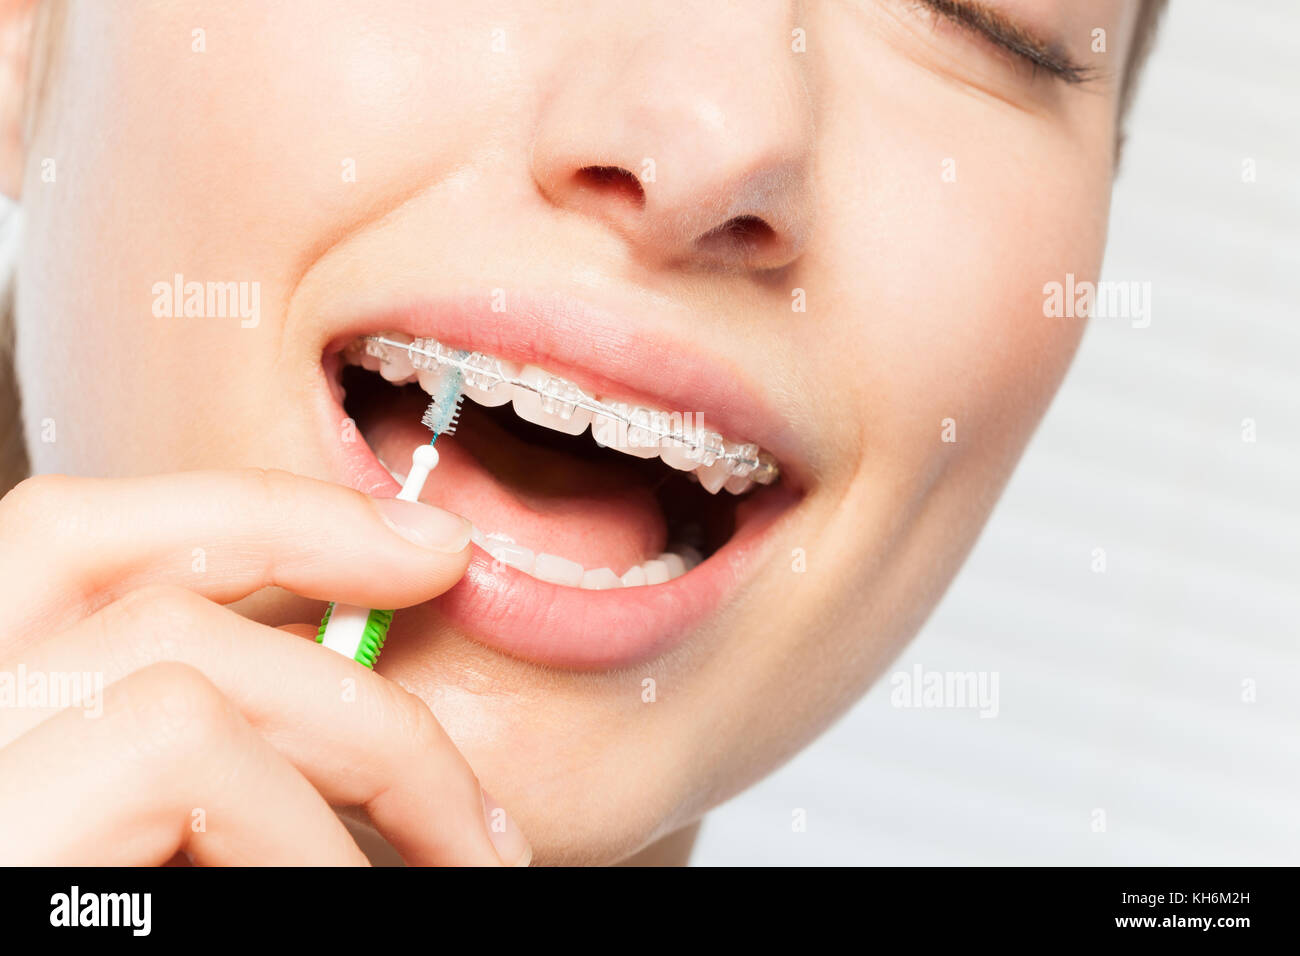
362,334,775,480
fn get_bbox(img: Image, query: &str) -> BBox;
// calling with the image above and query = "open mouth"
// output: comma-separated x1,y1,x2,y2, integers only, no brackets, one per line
337,333,784,588
317,300,802,669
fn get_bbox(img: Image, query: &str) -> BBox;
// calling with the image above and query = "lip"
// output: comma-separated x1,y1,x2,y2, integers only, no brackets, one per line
314,292,807,669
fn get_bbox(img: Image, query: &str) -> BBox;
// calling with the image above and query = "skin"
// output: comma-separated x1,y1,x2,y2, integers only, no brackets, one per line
0,0,1139,864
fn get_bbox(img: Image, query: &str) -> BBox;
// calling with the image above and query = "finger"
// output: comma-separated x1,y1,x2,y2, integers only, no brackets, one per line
0,469,472,643
0,585,529,866
0,661,368,865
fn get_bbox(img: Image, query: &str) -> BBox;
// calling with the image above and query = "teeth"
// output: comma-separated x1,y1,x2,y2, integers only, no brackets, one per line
581,568,622,590
750,452,779,485
380,356,413,381
533,552,585,587
659,429,700,471
684,429,723,467
405,337,441,371
626,407,669,457
376,334,415,382
724,474,754,495
658,552,686,578
697,460,731,495
344,333,778,492
486,540,536,576
461,352,518,408
539,379,587,420
416,370,444,394
724,441,759,478
467,522,700,591
513,366,595,436
592,402,659,459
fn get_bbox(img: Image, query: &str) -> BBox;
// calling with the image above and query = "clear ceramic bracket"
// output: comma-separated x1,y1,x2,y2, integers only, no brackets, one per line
359,334,778,483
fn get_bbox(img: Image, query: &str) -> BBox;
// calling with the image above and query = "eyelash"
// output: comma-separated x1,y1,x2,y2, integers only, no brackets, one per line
912,0,1091,85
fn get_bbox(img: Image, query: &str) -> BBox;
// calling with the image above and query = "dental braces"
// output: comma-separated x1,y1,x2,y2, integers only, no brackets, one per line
358,334,778,484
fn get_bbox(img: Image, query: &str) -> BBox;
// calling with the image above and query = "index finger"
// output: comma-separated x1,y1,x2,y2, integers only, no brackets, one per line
0,469,471,644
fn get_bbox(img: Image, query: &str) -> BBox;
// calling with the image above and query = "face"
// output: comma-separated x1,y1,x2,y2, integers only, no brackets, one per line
12,0,1139,863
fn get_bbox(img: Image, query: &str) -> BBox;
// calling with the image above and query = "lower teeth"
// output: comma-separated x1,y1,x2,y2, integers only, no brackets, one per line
470,526,701,588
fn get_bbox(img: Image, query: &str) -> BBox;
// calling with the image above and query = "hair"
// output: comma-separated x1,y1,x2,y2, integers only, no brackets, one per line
0,0,1168,497
1120,0,1168,124
0,207,22,494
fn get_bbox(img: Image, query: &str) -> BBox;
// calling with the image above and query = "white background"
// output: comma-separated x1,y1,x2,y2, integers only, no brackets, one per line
695,0,1300,865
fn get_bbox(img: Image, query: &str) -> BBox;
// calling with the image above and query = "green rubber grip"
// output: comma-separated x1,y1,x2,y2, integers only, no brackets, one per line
316,602,395,669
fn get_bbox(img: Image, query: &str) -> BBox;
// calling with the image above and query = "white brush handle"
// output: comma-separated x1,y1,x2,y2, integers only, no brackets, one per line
318,444,440,665
395,444,439,501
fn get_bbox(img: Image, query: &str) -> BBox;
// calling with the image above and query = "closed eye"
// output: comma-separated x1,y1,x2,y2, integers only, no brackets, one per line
913,0,1095,85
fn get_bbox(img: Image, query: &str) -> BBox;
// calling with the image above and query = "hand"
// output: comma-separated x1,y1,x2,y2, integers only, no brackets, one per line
0,469,530,865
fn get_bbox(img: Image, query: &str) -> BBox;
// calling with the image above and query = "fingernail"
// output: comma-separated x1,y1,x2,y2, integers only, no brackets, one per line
481,789,532,867
372,497,472,553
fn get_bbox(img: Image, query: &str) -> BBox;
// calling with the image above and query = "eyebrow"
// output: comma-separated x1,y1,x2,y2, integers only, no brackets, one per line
918,0,1095,84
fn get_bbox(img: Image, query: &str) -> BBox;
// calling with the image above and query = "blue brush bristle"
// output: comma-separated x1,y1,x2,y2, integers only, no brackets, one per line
419,353,467,444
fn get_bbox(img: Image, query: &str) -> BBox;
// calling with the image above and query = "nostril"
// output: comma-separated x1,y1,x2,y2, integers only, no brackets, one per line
694,215,778,260
573,165,646,210
721,215,776,245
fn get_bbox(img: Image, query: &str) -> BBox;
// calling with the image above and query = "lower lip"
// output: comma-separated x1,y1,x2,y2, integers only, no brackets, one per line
319,355,795,669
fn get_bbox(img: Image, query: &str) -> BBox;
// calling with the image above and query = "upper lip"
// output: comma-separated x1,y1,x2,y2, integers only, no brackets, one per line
321,291,808,489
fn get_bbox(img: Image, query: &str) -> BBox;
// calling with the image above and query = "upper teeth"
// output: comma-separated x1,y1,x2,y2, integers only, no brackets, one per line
345,333,779,494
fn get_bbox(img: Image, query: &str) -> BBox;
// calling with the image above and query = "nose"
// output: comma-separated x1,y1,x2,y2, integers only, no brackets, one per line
530,2,815,272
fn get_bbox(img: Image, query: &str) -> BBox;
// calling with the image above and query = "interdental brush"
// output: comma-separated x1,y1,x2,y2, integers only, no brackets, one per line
315,351,467,669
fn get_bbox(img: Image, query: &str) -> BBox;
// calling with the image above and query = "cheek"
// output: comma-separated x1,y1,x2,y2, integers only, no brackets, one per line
16,1,519,474
878,164,1104,464
809,104,1111,487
